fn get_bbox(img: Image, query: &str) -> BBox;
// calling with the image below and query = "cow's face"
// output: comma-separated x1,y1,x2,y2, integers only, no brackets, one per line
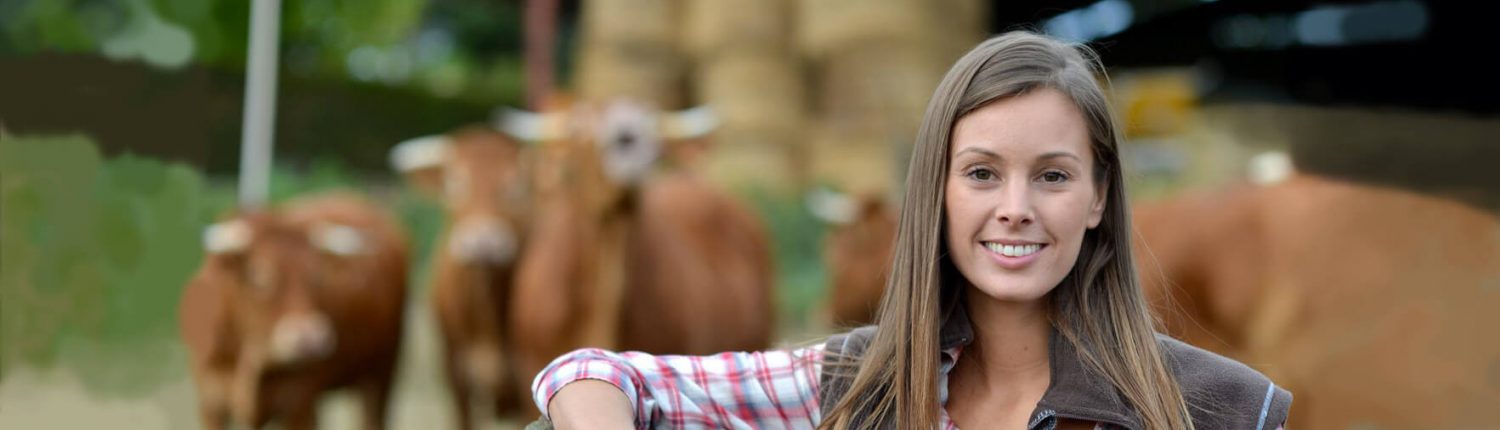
496,99,719,213
810,189,899,323
201,215,370,366
391,126,529,266
825,198,897,281
578,100,665,186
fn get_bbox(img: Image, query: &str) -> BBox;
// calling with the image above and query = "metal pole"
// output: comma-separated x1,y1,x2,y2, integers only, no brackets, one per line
238,0,282,209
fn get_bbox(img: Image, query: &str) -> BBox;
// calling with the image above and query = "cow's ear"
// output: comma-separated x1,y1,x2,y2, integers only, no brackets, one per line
309,222,366,257
203,219,253,255
203,219,255,280
390,135,451,199
493,107,566,144
658,106,718,168
660,105,719,140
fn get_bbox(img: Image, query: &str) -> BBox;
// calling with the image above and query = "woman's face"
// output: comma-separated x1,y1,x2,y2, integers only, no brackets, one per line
944,87,1106,303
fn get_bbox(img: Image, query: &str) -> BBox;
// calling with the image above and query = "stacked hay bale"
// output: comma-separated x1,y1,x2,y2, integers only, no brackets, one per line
681,0,806,191
571,0,986,194
797,0,986,197
574,0,685,106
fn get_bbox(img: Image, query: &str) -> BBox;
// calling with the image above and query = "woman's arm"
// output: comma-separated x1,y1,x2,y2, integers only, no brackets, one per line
547,379,636,430
532,346,825,429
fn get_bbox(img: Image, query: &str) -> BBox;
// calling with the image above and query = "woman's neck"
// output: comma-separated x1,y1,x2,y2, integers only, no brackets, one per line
958,288,1053,396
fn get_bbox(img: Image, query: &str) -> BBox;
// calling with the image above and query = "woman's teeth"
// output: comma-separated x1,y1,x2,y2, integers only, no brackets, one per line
986,242,1041,257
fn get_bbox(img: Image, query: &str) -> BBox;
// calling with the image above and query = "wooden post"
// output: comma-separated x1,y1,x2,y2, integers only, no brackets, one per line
525,0,559,110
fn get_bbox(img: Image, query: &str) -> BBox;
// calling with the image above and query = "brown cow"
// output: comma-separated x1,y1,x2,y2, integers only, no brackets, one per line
179,192,409,430
1133,174,1500,429
500,99,774,396
389,126,531,429
808,189,898,327
620,172,776,354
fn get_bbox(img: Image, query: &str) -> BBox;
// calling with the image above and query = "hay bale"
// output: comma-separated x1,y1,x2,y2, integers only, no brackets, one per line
796,0,932,57
815,43,945,136
579,0,681,46
681,0,795,59
806,126,905,197
690,52,808,192
695,53,807,133
574,43,686,107
698,130,803,193
572,0,687,105
796,0,987,59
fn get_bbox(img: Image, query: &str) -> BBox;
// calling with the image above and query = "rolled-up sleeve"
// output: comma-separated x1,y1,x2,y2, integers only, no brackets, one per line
532,346,825,430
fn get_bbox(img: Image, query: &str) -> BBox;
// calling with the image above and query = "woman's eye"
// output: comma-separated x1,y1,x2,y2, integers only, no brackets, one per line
1040,171,1069,183
967,168,996,181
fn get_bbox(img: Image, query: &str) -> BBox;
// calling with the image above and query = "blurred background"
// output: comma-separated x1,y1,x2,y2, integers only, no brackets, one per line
2,0,1497,428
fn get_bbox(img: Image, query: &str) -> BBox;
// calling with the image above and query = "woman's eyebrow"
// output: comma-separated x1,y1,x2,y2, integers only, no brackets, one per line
1038,151,1083,163
954,147,1000,159
953,148,1081,164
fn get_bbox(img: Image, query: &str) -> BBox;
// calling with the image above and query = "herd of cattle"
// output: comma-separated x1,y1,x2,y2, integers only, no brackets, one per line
177,99,1500,429
179,100,771,430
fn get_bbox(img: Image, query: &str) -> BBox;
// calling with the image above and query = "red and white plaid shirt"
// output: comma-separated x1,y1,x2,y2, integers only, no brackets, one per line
529,344,1164,430
532,346,828,429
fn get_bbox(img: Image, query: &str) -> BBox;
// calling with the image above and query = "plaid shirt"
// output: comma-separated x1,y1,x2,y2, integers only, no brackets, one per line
530,344,1157,430
532,346,827,429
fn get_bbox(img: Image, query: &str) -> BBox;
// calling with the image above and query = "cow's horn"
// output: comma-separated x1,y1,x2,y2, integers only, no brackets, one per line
494,107,565,143
311,222,366,256
390,135,451,173
203,220,253,254
660,105,719,140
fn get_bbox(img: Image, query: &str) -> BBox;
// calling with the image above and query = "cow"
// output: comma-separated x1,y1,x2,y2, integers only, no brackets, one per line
389,125,531,429
807,188,898,327
179,192,409,430
1132,173,1500,429
500,99,775,398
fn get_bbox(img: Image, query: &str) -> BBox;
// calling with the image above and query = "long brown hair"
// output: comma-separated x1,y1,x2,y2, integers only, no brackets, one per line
819,31,1194,430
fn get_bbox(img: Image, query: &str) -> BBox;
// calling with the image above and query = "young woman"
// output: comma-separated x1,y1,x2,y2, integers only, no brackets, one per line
530,31,1292,430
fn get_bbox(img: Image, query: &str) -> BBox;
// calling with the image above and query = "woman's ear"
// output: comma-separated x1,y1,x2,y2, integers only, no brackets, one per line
1087,179,1107,229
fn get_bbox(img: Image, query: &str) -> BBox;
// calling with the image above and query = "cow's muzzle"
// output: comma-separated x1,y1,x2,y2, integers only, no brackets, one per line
269,314,336,365
449,215,519,265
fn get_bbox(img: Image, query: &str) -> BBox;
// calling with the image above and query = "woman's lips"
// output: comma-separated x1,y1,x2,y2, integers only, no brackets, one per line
982,241,1046,270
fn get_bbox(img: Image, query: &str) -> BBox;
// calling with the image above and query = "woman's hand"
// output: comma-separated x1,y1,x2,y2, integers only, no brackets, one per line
547,379,636,430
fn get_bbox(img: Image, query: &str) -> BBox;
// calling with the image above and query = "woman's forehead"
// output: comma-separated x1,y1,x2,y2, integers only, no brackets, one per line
951,88,1092,161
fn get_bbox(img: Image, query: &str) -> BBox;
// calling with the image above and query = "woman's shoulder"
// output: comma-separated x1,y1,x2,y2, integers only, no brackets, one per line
822,325,880,356
1155,334,1293,429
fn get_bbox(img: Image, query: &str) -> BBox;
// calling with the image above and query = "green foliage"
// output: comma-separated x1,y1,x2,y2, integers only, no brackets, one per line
0,134,447,395
1,134,213,393
744,189,830,333
2,0,527,102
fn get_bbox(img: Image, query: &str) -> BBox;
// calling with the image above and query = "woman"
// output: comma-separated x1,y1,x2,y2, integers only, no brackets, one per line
531,31,1292,430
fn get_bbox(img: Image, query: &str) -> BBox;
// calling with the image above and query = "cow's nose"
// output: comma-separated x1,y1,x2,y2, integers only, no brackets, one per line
450,215,518,265
270,314,335,364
